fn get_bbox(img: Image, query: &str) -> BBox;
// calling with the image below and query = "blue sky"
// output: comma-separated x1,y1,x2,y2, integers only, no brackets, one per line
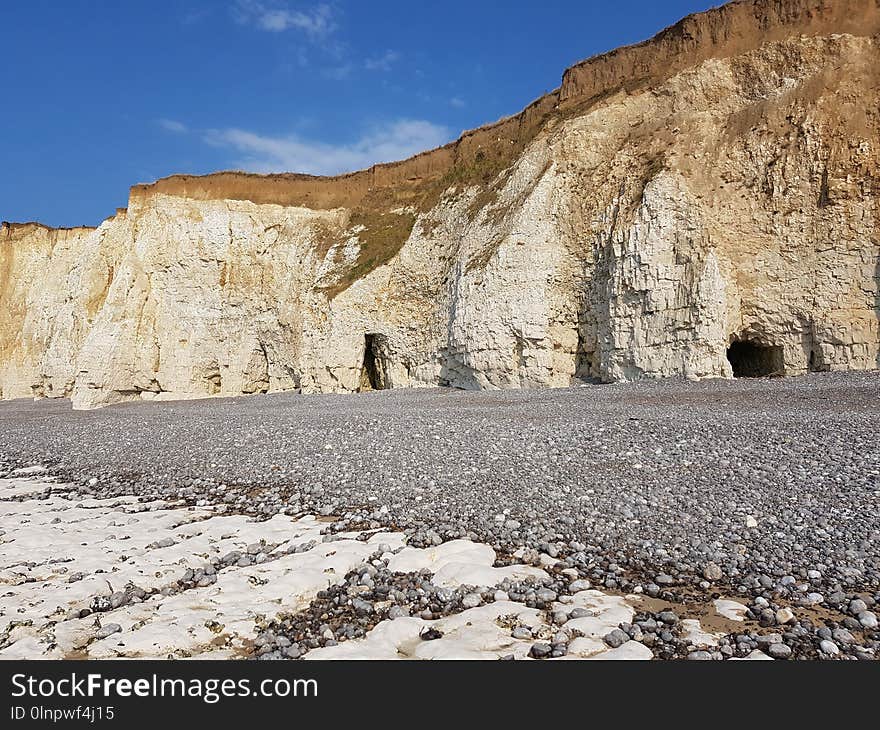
1,0,718,227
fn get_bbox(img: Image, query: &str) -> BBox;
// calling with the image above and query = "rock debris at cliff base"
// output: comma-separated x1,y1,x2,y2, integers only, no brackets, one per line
0,373,877,659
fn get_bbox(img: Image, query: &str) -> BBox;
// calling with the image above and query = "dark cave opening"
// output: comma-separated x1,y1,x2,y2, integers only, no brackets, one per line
359,333,389,391
808,344,829,373
574,328,598,381
726,340,785,378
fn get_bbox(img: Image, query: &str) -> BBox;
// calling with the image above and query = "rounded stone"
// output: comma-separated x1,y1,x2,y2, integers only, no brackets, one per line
529,643,552,659
768,643,792,659
775,607,795,624
603,629,629,648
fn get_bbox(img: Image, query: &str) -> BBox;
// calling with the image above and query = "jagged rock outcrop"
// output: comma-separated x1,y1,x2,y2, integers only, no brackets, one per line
2,0,879,409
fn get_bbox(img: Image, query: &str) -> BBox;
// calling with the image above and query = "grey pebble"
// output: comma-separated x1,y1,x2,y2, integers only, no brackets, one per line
603,629,629,648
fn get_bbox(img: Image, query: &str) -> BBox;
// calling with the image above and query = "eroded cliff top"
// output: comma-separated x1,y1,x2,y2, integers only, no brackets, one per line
127,0,880,212
6,0,878,232
1,221,97,238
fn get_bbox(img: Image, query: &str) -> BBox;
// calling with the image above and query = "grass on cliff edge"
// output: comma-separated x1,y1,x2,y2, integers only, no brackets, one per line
320,209,417,299
322,107,559,299
320,79,677,298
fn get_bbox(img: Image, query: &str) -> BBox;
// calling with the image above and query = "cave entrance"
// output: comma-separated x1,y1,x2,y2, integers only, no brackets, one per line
574,330,599,382
726,340,785,378
359,333,390,391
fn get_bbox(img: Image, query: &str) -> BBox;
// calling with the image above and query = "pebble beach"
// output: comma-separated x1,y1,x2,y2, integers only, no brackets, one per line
1,372,878,660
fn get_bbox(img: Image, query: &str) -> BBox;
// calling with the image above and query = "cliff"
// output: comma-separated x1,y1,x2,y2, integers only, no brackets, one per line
2,0,879,409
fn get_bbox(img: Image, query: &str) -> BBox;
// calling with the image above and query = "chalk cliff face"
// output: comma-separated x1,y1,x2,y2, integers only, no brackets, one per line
2,0,879,409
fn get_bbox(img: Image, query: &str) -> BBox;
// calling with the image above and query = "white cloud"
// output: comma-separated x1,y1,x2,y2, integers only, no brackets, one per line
234,0,335,37
204,119,452,175
365,50,400,72
322,63,353,81
449,96,466,108
158,118,188,134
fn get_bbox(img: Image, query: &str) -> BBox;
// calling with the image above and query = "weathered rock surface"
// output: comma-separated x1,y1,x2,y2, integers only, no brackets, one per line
0,477,658,660
2,0,879,409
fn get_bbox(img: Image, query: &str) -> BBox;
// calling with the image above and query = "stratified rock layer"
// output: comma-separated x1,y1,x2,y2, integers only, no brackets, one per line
2,0,879,409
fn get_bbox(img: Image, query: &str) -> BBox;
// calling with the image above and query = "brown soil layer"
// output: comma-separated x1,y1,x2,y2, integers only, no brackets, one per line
128,0,880,213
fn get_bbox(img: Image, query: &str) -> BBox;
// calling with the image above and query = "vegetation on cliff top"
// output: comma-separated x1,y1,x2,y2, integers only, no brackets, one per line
323,104,559,298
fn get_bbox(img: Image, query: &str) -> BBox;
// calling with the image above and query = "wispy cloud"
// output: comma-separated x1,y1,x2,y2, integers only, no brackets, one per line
322,63,353,81
364,50,400,72
204,119,451,175
158,118,188,134
449,96,466,109
233,0,335,37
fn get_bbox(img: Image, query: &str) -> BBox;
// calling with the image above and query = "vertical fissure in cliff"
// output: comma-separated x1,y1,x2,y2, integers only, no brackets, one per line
359,333,390,391
726,339,784,378
575,339,598,382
